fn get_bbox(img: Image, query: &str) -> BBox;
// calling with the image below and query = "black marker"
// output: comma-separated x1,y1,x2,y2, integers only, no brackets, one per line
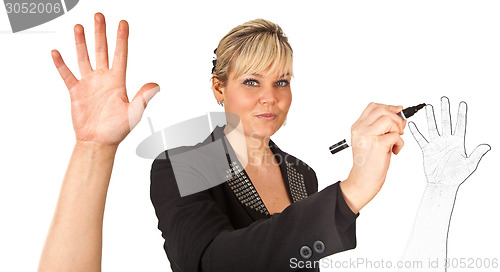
329,103,426,155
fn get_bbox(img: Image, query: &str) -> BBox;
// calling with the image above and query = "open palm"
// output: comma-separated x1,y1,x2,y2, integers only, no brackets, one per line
52,13,159,146
409,97,490,186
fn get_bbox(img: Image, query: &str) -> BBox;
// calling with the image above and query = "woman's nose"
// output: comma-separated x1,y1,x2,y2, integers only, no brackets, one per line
259,87,277,105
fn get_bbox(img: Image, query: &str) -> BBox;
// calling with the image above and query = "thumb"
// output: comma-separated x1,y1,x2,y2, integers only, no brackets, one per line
128,83,160,131
131,83,160,108
388,105,404,114
467,143,491,173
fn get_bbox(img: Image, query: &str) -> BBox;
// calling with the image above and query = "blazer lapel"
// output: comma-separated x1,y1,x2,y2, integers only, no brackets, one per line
269,140,309,203
214,127,310,221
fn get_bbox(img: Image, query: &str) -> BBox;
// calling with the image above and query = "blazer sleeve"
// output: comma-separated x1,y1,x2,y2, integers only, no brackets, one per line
150,151,358,272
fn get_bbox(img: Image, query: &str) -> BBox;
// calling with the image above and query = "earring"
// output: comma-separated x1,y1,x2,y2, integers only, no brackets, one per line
282,117,287,126
217,100,224,107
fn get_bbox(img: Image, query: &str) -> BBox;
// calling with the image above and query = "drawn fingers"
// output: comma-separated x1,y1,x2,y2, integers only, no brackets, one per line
441,96,452,136
467,144,491,174
454,101,467,138
409,121,428,149
426,104,440,140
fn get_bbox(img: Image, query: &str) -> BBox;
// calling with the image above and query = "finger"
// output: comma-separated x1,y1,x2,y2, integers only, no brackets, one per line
408,121,428,149
51,50,78,91
94,13,109,70
441,96,452,136
378,131,404,154
128,83,160,130
368,115,401,136
393,135,405,155
454,101,467,137
74,24,92,76
364,107,405,134
467,144,491,173
359,102,403,120
426,104,440,140
112,20,129,73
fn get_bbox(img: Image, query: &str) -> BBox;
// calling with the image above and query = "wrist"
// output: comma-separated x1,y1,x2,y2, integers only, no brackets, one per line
345,169,384,195
73,141,118,167
340,171,385,214
339,179,360,214
425,182,460,192
67,141,118,190
75,140,119,154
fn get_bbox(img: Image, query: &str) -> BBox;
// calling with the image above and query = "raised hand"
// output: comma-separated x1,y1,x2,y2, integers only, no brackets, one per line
51,12,159,146
409,96,490,186
39,13,159,271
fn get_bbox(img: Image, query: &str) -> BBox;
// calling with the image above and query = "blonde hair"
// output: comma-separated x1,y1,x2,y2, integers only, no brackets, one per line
212,19,293,86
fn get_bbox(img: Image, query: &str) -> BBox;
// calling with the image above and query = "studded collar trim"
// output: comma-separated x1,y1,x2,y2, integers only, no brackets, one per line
211,126,310,216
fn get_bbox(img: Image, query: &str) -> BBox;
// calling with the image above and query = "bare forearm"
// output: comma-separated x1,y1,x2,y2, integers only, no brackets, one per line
401,184,459,271
38,141,118,272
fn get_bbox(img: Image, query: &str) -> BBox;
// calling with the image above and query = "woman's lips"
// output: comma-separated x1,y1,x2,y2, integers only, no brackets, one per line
255,113,277,121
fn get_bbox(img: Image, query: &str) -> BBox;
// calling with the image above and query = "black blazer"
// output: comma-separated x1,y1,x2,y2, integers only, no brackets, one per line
150,125,358,272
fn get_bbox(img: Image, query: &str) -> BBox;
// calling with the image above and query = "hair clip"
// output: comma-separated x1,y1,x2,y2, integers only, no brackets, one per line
212,48,217,74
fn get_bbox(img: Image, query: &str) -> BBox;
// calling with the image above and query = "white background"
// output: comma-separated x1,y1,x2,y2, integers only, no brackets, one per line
0,0,498,271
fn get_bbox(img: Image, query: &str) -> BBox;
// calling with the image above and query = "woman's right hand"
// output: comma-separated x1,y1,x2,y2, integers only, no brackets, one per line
340,102,406,213
52,12,159,147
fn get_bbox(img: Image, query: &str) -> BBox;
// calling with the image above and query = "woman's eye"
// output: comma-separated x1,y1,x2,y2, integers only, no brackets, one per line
243,79,259,87
276,80,290,87
242,78,289,87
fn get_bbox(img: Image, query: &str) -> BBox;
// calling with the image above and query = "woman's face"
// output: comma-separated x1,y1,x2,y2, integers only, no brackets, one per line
220,67,292,140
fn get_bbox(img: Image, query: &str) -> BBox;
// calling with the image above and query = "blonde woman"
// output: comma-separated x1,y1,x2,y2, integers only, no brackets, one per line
150,19,405,271
39,13,406,272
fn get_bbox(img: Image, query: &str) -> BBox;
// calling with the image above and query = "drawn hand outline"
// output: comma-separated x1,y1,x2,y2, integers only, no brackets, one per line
408,96,490,186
